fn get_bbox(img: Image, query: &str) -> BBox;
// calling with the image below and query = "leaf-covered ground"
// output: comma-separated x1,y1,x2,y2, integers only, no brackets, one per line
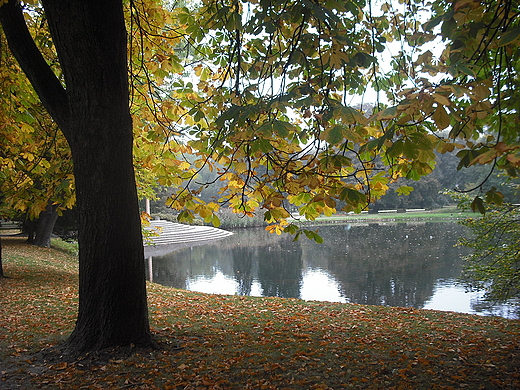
1,237,519,389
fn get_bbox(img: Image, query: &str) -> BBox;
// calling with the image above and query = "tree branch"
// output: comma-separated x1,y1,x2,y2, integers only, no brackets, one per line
0,0,70,132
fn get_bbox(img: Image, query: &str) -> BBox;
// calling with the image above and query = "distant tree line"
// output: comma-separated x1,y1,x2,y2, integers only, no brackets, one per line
147,150,518,219
373,152,519,211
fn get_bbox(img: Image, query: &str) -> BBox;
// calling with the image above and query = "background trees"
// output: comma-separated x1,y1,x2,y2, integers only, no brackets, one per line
0,24,74,247
458,204,520,304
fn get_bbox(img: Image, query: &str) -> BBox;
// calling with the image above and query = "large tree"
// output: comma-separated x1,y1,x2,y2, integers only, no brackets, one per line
0,0,153,353
459,203,520,304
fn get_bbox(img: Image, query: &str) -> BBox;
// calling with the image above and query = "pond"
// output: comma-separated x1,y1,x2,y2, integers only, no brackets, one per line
144,221,518,319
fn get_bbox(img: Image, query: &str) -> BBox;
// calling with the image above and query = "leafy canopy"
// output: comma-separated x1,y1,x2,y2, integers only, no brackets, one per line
1,0,519,240
458,203,520,304
138,0,519,238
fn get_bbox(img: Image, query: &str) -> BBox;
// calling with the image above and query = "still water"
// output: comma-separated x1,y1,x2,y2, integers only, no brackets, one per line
145,221,518,319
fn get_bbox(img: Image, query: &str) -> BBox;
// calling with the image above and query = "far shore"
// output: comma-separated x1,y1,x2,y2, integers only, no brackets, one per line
286,206,479,226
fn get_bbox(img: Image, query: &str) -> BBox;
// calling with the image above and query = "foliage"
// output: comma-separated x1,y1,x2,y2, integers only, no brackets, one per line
0,21,74,222
458,204,520,305
1,0,519,356
1,237,519,389
375,152,519,210
129,0,520,241
2,0,519,242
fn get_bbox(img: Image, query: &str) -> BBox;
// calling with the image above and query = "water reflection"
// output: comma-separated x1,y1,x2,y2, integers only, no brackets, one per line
145,222,518,318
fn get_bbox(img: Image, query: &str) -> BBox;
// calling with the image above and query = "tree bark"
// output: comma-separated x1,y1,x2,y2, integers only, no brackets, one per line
0,0,154,353
25,218,36,244
0,235,4,278
33,201,59,247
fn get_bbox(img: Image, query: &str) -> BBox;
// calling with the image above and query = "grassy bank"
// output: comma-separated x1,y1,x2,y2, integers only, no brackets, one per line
290,206,480,225
1,237,519,389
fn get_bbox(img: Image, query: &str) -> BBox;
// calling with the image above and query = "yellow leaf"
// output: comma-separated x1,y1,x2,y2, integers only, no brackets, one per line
20,152,35,162
436,141,455,153
178,161,191,170
432,105,451,130
432,93,451,106
234,161,247,173
472,84,491,101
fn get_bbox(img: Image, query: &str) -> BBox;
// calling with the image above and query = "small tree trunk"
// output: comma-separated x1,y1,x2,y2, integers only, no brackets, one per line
33,202,59,247
0,236,4,278
25,218,36,244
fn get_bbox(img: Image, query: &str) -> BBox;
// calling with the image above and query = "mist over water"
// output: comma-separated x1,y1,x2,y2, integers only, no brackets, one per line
145,221,518,319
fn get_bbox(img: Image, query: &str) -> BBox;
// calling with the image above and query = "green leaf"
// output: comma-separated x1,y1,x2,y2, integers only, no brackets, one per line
471,196,486,214
339,187,366,205
456,64,476,78
334,105,368,125
373,106,398,121
422,12,448,31
405,169,421,181
177,210,195,223
386,140,404,158
325,125,344,145
303,229,323,244
250,138,272,153
212,213,221,227
456,149,480,169
497,26,520,47
402,141,418,159
485,188,504,206
273,120,294,138
396,185,414,196
441,17,457,37
283,223,299,235
352,52,376,68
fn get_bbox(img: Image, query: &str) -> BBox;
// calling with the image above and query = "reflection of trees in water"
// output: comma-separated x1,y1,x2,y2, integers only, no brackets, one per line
299,222,468,308
231,246,256,296
256,236,303,298
228,229,304,298
225,227,291,248
146,222,473,312
146,253,188,289
149,244,234,289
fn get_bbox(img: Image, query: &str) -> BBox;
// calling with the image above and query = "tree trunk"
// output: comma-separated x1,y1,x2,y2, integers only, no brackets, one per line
66,130,153,353
33,201,59,247
0,0,154,353
0,235,4,278
25,218,36,244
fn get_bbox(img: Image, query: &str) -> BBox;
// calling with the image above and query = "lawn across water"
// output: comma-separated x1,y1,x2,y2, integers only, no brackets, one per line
1,237,519,389
288,206,479,225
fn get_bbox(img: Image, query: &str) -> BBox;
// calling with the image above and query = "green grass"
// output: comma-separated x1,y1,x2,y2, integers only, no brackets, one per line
303,207,479,224
50,237,79,256
1,237,519,389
